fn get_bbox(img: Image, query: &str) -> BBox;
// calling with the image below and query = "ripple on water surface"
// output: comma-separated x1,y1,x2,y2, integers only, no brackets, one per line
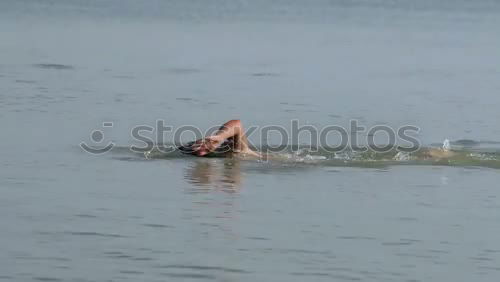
32,64,74,70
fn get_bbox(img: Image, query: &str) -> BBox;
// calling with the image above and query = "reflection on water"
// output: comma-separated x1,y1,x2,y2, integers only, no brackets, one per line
2,0,500,281
181,159,243,242
184,159,243,193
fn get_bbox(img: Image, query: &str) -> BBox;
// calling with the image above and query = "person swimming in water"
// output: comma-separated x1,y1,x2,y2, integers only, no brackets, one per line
179,119,456,161
179,119,261,158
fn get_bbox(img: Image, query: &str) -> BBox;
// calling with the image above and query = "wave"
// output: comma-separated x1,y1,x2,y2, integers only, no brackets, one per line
105,139,500,169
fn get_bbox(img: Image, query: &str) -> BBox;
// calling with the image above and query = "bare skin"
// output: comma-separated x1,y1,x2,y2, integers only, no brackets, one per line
183,119,457,161
419,148,456,160
187,120,261,158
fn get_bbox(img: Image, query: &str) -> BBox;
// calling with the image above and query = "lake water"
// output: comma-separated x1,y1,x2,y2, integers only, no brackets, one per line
1,1,500,281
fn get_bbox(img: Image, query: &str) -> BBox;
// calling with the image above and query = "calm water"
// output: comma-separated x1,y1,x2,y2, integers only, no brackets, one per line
1,1,500,281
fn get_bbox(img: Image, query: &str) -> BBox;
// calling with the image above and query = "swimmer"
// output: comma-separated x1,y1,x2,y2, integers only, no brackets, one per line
180,119,457,161
179,119,261,158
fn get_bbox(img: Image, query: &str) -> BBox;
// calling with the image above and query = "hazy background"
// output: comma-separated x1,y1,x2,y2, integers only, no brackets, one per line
1,1,500,281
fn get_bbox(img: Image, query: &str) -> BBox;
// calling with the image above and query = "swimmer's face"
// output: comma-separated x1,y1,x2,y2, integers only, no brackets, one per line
178,143,210,156
196,147,209,156
193,138,219,157
181,137,226,157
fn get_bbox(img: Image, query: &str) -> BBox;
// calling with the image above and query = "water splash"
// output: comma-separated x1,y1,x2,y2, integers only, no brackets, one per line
107,140,500,169
442,139,451,151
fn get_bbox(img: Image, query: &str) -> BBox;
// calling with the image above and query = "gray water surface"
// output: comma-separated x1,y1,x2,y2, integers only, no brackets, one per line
1,1,500,281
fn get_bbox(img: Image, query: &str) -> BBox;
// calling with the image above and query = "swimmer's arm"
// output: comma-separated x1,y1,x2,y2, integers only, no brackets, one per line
212,119,245,142
188,119,256,157
213,120,261,158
